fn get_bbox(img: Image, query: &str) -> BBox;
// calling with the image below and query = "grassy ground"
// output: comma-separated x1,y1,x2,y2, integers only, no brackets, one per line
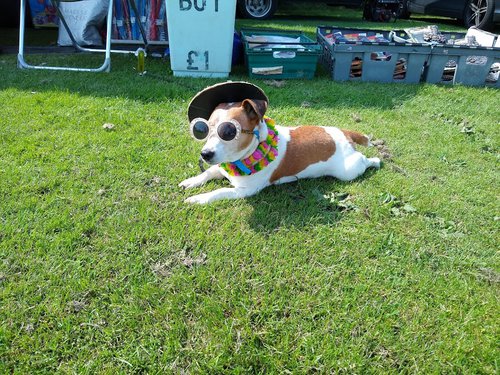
1,3,499,373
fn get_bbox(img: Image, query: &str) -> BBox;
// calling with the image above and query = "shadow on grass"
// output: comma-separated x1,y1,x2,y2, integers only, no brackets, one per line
2,41,424,112
250,13,363,24
406,16,462,29
407,16,500,33
245,167,379,234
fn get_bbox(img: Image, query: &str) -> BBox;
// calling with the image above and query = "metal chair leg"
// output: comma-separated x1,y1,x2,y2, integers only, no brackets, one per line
18,0,113,72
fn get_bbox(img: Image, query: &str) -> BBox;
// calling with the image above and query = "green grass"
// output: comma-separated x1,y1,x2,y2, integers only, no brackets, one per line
1,4,499,374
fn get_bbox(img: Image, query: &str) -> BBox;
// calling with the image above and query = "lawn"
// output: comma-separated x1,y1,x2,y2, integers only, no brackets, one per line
1,2,499,373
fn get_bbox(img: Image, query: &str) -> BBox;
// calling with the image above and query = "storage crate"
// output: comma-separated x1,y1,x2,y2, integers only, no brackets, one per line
317,26,431,84
424,31,500,87
241,28,320,79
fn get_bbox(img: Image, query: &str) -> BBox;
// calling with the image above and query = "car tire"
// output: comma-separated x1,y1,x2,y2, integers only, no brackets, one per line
237,0,279,20
464,0,494,30
398,0,411,19
363,0,395,22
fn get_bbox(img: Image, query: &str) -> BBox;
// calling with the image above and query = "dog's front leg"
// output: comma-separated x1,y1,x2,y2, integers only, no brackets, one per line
185,187,260,204
179,165,224,189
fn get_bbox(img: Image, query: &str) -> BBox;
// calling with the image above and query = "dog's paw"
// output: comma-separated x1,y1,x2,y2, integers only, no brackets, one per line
368,157,381,169
179,175,205,189
184,193,211,205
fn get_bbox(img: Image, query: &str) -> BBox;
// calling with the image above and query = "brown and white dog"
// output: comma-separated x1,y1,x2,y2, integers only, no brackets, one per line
179,82,380,204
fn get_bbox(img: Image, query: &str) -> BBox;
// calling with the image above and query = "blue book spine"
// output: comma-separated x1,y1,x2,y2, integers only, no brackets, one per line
114,0,127,39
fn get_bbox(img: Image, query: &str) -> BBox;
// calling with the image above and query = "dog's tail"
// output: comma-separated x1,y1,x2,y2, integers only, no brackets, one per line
341,129,371,147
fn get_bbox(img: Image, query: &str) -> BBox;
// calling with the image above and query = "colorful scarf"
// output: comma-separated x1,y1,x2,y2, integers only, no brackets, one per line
220,117,279,176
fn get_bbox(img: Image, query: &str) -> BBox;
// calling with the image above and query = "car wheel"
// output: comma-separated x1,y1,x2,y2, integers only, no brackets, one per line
399,0,411,19
363,1,392,22
237,0,278,20
464,0,494,30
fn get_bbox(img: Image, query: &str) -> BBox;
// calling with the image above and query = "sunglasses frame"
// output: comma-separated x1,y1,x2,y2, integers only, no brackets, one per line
189,118,255,143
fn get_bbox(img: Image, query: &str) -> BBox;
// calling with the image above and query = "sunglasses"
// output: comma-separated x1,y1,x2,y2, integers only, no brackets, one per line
190,118,256,142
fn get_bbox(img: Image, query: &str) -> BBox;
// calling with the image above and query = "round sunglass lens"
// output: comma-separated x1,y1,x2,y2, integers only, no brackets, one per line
192,121,209,140
217,122,238,141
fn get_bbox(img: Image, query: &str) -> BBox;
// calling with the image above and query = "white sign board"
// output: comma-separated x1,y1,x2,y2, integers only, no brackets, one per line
166,0,237,77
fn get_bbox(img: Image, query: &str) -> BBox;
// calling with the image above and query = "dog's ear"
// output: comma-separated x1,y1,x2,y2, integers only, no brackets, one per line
242,99,268,121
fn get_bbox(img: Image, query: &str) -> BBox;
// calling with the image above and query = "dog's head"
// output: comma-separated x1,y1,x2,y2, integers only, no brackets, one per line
196,99,267,164
187,82,268,165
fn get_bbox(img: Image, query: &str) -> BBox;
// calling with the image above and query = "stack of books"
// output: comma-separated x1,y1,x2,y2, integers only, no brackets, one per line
112,0,168,43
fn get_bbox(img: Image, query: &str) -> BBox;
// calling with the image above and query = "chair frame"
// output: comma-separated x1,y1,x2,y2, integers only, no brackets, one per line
17,0,148,73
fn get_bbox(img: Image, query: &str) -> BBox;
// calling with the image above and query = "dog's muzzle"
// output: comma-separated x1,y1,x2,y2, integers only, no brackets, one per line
201,149,215,163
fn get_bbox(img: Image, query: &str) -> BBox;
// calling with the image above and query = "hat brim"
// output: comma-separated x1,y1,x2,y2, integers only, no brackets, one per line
187,81,268,122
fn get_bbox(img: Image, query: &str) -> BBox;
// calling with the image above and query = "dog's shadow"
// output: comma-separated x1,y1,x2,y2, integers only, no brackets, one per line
245,168,378,235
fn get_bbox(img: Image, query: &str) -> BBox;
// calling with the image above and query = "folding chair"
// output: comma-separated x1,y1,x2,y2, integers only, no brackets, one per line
18,0,114,72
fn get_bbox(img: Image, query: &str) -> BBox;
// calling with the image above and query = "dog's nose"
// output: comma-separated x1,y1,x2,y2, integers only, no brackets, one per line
201,149,215,162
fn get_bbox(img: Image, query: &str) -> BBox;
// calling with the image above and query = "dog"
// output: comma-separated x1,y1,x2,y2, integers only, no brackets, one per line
179,81,380,204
